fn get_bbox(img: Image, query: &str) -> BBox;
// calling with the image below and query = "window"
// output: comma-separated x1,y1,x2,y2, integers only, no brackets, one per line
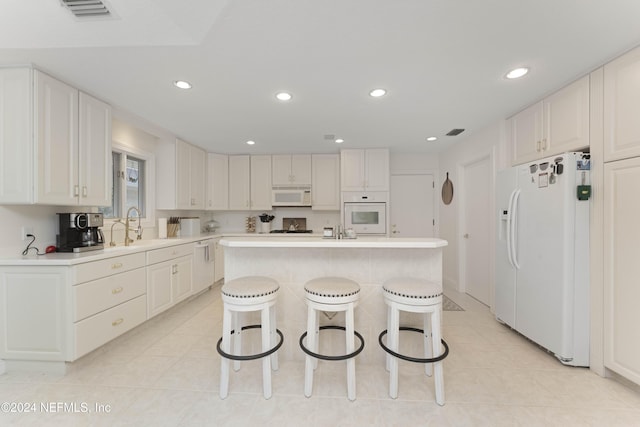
99,144,155,225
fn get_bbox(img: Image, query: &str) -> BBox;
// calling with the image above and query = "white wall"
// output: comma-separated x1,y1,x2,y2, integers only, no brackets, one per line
437,121,507,306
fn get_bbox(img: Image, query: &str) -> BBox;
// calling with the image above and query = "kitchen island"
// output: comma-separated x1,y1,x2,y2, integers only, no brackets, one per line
220,236,447,363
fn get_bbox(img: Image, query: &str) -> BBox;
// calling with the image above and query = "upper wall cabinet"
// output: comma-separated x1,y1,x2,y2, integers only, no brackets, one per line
0,68,111,206
206,153,229,210
603,45,640,162
340,148,389,192
228,154,272,210
312,154,340,210
157,139,206,210
509,75,590,165
272,154,311,186
250,155,272,210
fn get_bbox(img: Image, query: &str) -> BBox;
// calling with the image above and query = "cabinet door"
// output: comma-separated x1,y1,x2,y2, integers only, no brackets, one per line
214,238,224,282
207,153,229,210
364,149,389,191
544,75,590,156
250,155,272,210
272,155,292,186
341,149,365,191
147,261,174,318
604,46,640,162
604,157,640,385
79,92,111,206
175,139,191,209
0,68,32,203
173,256,193,304
510,102,543,166
291,154,311,185
35,70,79,205
312,154,340,210
229,155,250,210
190,145,206,209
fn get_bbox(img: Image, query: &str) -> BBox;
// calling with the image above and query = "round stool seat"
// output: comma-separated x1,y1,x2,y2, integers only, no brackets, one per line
304,276,360,304
383,277,442,305
222,276,280,304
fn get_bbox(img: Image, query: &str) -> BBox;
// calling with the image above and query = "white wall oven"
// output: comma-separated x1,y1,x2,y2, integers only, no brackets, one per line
343,192,388,235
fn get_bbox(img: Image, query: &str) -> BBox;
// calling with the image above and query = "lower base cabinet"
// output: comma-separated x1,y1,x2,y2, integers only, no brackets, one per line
146,243,193,319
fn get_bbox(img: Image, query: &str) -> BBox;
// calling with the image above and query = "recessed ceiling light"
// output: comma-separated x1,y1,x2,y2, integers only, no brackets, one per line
505,67,529,79
426,136,437,142
246,140,256,145
335,138,344,144
174,80,192,89
369,88,387,97
275,92,292,101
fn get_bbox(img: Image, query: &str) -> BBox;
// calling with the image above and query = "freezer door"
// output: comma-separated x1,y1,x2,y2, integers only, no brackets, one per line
495,168,518,327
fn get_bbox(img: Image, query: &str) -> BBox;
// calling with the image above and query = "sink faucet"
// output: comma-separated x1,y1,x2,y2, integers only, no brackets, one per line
125,207,143,246
109,220,126,247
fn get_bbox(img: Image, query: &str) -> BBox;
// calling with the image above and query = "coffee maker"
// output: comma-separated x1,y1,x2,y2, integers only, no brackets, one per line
56,213,105,253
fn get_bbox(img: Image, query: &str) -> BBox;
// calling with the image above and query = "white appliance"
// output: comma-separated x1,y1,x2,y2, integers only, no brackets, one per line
496,152,590,366
343,191,388,235
180,217,201,237
272,188,311,206
193,239,215,293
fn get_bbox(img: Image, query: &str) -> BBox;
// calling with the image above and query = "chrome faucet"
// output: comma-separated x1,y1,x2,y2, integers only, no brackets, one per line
109,220,126,246
125,207,143,246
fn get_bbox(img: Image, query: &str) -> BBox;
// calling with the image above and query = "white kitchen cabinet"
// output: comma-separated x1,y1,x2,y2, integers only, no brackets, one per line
229,155,251,210
0,68,32,203
510,75,590,166
312,154,340,210
340,148,389,191
207,153,229,210
272,154,311,186
603,156,640,385
250,155,272,210
35,72,112,206
603,45,640,162
214,237,224,282
157,139,206,210
146,243,193,318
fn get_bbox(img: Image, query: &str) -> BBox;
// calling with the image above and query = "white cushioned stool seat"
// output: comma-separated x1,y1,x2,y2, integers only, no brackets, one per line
218,276,282,400
300,276,363,401
379,277,448,406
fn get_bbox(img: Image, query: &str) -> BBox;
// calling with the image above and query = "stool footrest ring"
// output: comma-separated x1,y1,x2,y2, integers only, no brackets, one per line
379,327,449,363
216,324,284,361
299,325,365,361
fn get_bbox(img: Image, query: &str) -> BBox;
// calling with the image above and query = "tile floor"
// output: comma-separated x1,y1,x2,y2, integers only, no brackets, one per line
1,284,640,426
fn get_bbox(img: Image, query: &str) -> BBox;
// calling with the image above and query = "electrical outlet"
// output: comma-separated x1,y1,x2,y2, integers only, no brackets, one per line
22,226,34,240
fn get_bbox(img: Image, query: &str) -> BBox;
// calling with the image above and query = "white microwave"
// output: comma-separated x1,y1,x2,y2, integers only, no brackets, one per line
272,188,312,206
344,202,387,235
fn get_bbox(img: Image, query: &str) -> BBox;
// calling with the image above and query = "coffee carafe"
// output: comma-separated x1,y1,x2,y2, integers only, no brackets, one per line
56,213,105,253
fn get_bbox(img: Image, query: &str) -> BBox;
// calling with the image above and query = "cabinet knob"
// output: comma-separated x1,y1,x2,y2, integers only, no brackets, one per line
112,318,124,327
82,186,87,197
74,185,80,197
111,263,123,269
112,286,123,294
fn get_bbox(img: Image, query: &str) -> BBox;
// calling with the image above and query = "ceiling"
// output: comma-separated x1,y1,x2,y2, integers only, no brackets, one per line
3,0,640,155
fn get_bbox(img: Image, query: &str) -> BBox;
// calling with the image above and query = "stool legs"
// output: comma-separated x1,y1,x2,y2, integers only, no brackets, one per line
388,304,400,399
232,311,241,372
261,306,272,399
424,312,433,377
432,307,445,406
220,306,232,399
304,304,318,397
270,304,279,371
345,303,356,401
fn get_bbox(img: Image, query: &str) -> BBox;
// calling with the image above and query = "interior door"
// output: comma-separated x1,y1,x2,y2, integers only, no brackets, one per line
390,174,434,237
462,157,491,305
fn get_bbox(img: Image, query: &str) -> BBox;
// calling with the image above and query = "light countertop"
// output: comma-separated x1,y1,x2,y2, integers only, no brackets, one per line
220,236,448,249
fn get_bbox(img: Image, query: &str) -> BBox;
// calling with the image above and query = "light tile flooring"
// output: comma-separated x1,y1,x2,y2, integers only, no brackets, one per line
1,285,640,426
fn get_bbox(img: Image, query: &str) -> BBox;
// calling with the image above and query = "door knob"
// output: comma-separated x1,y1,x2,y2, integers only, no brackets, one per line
463,233,469,239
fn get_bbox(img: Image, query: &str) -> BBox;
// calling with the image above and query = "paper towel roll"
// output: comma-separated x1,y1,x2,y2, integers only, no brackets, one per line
158,218,167,239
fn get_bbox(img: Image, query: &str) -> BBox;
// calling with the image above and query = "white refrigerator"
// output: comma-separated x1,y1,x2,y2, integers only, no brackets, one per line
496,152,590,367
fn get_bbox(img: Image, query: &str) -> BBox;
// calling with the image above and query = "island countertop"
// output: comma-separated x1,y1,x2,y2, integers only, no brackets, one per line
220,236,448,249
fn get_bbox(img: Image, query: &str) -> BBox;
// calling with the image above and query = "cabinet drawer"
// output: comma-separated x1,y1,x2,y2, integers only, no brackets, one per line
146,243,193,265
74,252,145,284
73,267,146,322
74,294,146,360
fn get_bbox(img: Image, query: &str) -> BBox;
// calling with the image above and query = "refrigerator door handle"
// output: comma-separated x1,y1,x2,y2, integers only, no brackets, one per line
510,189,521,269
506,190,516,268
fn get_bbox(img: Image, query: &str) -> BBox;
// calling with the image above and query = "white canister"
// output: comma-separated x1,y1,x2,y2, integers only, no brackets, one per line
259,222,271,233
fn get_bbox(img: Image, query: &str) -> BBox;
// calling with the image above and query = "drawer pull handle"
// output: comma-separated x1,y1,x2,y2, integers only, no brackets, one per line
112,318,124,327
112,287,123,294
111,263,123,269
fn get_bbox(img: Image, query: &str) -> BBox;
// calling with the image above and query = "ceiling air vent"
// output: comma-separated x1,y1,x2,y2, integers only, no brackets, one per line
60,0,112,18
446,128,465,136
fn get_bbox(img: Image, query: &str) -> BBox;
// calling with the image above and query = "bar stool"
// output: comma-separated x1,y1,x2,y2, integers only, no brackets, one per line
378,277,449,405
299,277,365,401
216,276,283,399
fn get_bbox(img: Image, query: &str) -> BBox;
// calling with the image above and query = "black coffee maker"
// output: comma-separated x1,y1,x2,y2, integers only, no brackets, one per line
56,213,105,253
